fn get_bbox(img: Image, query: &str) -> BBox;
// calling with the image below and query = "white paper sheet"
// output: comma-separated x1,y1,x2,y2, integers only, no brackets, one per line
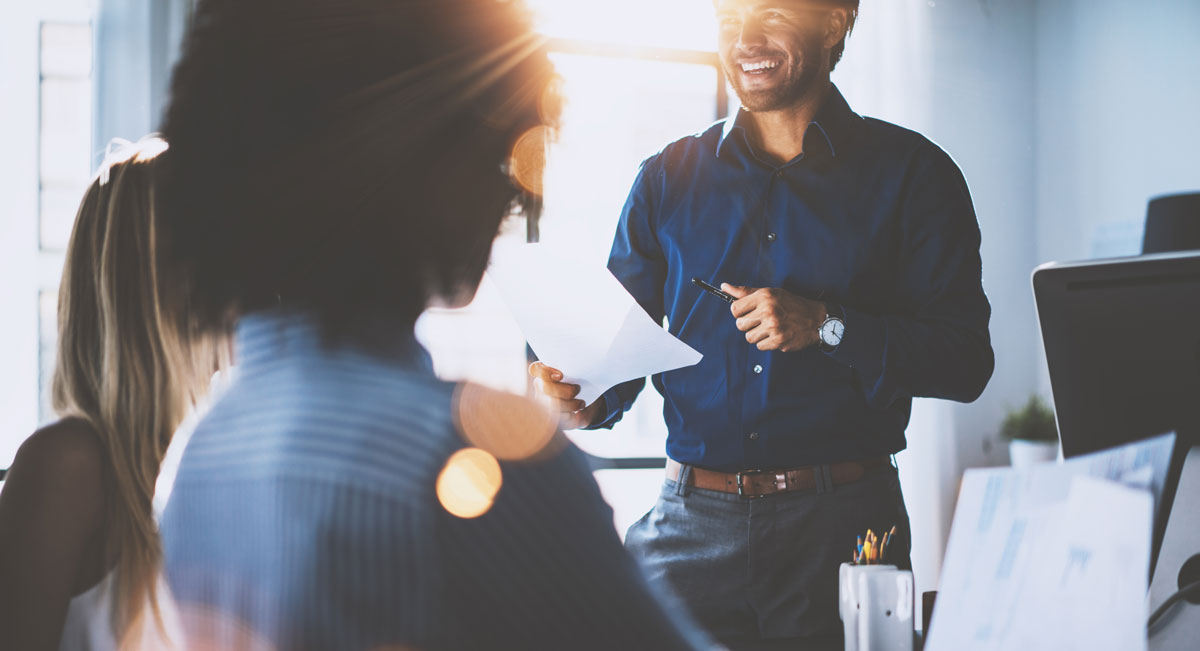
1016,476,1153,651
486,242,702,406
925,433,1174,651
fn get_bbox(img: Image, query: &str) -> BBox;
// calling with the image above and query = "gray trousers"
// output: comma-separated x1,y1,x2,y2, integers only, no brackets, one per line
625,462,912,651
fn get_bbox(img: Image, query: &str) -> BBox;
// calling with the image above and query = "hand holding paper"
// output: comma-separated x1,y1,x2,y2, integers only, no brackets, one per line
527,361,604,429
488,242,702,416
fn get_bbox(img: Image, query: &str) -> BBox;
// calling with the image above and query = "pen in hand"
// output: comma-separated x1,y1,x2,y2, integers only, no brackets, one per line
691,277,735,304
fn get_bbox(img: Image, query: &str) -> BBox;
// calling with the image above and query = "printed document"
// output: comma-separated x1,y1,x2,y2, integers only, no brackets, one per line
926,433,1175,651
487,242,702,405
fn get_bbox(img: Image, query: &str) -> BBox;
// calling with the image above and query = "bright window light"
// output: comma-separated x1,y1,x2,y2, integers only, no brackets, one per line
526,0,718,52
419,2,729,537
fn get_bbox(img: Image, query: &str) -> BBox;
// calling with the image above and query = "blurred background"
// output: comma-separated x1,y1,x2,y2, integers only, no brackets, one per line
2,0,1198,604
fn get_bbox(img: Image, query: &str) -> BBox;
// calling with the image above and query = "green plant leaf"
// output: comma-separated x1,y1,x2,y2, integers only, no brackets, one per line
999,394,1059,442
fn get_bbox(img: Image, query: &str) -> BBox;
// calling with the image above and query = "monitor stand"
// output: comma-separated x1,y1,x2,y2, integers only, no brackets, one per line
1149,446,1200,649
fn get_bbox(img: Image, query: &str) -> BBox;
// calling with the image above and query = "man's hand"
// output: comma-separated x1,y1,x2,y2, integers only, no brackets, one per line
723,284,827,352
528,362,605,429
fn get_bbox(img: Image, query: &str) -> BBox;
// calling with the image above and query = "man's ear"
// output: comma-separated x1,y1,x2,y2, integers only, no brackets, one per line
824,9,850,50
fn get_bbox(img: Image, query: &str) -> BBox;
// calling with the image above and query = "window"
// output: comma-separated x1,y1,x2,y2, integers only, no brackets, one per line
0,2,94,471
38,291,59,428
39,21,93,252
416,2,727,533
37,21,93,425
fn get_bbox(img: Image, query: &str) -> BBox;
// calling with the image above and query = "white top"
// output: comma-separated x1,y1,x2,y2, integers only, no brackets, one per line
60,571,182,650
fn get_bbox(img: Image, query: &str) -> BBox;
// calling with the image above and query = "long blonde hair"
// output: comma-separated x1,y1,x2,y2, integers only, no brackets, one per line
52,137,215,644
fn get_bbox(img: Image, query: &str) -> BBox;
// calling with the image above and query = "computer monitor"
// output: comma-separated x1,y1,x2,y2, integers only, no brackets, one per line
1033,250,1200,575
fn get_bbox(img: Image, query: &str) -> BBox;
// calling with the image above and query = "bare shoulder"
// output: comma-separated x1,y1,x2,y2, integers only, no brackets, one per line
452,383,566,462
1,418,106,525
12,418,106,483
0,418,109,648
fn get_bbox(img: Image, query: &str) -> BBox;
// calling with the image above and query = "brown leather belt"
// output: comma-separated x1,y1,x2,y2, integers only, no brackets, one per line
666,456,891,498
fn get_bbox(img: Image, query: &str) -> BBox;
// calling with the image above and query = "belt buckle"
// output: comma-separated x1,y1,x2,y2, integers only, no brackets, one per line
736,469,788,498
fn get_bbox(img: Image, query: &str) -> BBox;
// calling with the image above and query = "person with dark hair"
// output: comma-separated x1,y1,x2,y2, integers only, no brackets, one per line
155,1,713,649
531,0,993,649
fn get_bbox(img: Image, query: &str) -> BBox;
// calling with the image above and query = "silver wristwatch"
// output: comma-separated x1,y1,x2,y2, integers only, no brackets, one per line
818,313,845,349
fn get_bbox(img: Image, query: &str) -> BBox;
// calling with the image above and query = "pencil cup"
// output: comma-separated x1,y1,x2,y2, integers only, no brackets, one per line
838,563,913,651
839,563,893,651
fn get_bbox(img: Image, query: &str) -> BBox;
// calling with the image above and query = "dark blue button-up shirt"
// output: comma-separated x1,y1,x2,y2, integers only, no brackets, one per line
591,85,993,472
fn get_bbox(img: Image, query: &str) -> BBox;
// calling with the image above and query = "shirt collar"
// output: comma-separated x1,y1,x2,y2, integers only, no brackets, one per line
235,309,433,374
717,83,858,160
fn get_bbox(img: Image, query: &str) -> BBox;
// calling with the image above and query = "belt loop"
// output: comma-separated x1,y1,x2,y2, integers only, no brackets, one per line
815,464,835,494
675,464,692,497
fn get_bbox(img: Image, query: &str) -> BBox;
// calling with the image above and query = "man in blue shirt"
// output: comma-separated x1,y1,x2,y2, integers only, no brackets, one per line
532,0,993,648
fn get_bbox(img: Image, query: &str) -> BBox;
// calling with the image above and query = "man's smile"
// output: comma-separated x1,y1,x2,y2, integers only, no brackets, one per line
739,56,783,74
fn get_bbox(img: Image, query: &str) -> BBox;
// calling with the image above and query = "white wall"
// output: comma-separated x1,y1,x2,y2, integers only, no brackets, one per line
836,0,1039,600
1034,0,1200,392
1035,0,1200,266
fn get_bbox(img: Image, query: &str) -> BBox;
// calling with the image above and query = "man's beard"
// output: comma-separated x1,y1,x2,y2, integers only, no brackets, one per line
725,36,824,112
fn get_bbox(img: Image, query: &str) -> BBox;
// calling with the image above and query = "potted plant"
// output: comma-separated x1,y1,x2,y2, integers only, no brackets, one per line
1000,395,1059,468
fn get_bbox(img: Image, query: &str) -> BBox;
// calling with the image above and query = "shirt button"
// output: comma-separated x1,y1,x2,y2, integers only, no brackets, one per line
753,364,763,374
766,232,777,242
749,432,759,441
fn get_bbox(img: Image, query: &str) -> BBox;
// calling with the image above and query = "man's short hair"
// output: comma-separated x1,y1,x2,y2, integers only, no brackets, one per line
159,0,558,347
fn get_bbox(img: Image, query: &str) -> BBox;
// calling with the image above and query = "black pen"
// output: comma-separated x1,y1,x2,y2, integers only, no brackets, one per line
691,277,735,304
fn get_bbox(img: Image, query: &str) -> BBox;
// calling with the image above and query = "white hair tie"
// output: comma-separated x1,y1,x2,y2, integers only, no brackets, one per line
98,135,168,184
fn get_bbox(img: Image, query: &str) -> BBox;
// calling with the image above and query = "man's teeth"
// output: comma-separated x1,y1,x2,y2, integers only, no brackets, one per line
741,60,779,72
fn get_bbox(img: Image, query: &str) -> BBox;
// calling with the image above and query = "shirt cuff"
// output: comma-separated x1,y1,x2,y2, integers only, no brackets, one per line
825,303,887,394
582,388,624,430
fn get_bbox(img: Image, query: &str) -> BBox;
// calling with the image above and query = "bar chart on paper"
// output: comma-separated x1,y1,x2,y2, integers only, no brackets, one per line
926,434,1174,651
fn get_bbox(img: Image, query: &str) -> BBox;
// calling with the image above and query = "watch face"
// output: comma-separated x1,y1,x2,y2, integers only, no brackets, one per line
821,318,844,346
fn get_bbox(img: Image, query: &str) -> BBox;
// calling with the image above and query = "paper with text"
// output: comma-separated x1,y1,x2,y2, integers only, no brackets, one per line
487,242,702,406
925,433,1174,651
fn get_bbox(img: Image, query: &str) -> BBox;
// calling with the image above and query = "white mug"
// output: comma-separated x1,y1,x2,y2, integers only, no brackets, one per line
838,563,914,651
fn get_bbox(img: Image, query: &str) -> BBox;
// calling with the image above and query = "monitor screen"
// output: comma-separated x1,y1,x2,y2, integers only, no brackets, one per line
1033,250,1200,575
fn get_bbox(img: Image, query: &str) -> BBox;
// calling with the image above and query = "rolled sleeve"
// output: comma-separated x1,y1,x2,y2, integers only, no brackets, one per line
825,145,994,409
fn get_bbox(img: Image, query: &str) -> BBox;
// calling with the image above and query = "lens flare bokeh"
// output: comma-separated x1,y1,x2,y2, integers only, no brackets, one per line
436,447,504,519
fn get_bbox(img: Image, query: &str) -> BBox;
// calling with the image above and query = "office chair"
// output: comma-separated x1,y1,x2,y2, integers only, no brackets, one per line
1143,192,1200,254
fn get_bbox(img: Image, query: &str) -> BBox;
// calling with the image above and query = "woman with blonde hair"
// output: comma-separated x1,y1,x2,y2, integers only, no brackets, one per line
0,137,216,650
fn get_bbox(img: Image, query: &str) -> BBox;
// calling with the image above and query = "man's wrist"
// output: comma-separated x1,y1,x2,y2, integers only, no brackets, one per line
580,399,605,428
573,391,614,430
817,303,846,352
809,302,829,349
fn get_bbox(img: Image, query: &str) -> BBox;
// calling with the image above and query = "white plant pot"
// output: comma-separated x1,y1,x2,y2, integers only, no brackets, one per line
1008,439,1058,468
